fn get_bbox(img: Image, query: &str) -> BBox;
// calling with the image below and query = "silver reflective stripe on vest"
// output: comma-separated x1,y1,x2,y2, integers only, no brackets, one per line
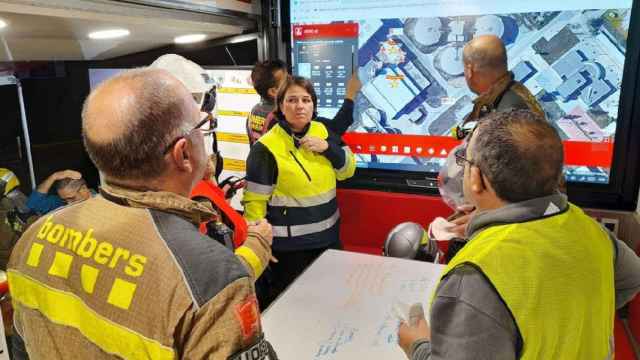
605,335,613,360
246,181,274,195
268,189,336,208
272,209,340,238
337,146,354,174
1,172,13,183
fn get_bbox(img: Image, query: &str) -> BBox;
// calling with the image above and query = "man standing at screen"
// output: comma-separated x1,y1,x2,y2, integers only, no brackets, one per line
461,35,543,127
436,35,546,239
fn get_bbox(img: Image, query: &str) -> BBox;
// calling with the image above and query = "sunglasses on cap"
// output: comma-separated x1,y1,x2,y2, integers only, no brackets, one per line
164,86,218,155
192,85,217,114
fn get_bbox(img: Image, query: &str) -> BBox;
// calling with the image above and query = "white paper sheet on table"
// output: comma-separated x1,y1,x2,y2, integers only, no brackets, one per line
262,250,445,360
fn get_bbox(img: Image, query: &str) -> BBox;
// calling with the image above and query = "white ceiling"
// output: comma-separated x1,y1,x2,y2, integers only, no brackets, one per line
0,0,259,61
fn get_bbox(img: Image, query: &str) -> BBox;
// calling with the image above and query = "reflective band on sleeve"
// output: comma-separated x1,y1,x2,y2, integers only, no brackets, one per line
246,182,274,196
235,246,265,278
268,189,335,208
336,146,355,178
272,210,340,238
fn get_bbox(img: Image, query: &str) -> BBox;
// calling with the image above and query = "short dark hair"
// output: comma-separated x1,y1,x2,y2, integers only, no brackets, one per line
470,110,563,203
82,68,192,181
274,76,318,121
251,60,287,100
55,177,86,192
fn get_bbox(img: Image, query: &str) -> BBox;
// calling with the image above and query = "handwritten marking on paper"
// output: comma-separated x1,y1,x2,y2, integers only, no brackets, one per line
344,264,395,307
315,323,358,357
372,312,400,347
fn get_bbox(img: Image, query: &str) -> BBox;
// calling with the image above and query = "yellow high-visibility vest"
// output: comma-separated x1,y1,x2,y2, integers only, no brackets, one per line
245,121,355,244
438,204,614,359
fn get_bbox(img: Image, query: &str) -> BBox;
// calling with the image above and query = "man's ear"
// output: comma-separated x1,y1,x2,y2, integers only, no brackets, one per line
465,62,474,79
170,138,194,173
469,166,485,195
267,87,278,100
481,172,499,198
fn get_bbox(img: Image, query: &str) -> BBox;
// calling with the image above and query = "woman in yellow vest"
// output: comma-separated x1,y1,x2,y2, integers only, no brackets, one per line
243,76,356,303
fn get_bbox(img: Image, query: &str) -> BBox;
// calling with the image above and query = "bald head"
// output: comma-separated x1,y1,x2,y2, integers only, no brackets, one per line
463,35,508,75
82,68,198,181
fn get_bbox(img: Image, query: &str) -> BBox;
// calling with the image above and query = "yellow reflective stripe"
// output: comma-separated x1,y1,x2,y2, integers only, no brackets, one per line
8,270,174,360
218,87,257,95
235,246,264,279
335,146,356,180
223,158,247,172
217,132,250,144
217,109,250,117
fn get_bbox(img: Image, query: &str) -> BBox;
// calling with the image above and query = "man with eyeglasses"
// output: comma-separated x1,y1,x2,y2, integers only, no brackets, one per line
398,110,640,359
25,169,93,215
8,68,277,360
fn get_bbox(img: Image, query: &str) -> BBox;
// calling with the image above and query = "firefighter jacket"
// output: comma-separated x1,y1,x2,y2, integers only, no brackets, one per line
7,183,274,360
243,119,356,251
464,71,544,125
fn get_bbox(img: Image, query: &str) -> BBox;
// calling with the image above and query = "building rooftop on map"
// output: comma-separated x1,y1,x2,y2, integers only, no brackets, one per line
412,18,444,47
553,49,614,106
512,61,537,84
402,61,431,90
404,17,449,54
533,26,579,65
557,72,589,100
580,78,614,107
474,15,504,38
553,50,586,79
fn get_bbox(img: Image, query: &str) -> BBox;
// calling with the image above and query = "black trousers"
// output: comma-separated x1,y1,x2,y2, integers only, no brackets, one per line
256,241,341,310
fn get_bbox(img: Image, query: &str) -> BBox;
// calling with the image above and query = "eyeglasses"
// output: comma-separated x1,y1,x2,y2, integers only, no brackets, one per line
164,85,219,155
454,147,474,167
163,114,217,155
200,86,217,114
60,184,87,203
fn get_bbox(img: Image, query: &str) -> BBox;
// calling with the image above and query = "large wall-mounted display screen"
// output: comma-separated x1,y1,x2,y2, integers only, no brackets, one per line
289,0,633,185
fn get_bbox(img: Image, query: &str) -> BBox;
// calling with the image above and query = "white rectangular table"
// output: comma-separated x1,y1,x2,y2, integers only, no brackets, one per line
262,250,445,359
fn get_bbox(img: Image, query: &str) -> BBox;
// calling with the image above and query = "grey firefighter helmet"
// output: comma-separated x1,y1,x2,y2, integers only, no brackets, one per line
383,222,437,261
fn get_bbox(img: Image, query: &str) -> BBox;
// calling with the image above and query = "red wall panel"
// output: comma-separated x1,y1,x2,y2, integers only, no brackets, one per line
337,189,452,255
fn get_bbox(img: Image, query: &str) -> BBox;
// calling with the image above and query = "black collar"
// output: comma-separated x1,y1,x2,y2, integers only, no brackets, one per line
277,118,311,147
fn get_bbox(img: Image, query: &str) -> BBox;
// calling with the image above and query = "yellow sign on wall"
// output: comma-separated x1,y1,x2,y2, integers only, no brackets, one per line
223,158,247,172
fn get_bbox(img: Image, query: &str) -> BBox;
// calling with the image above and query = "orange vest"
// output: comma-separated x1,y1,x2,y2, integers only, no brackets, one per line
191,180,247,248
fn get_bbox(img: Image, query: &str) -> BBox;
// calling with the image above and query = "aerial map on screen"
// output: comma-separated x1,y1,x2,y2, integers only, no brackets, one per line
291,0,633,184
